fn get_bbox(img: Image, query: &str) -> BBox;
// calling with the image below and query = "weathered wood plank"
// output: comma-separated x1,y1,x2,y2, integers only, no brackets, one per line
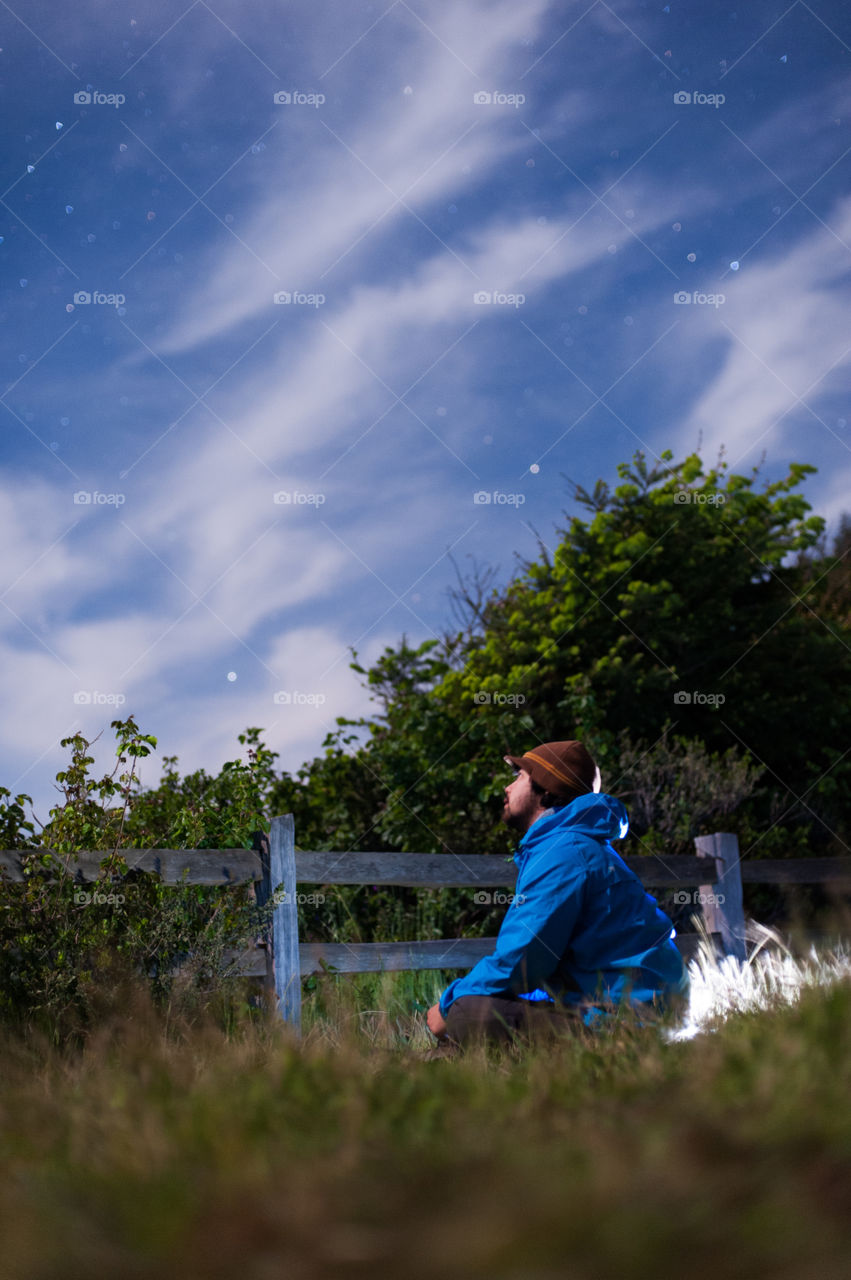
0,848,263,885
293,851,720,888
296,931,709,976
4,847,849,891
624,855,721,887
228,931,715,979
298,937,497,975
270,815,302,1031
222,946,269,978
739,858,851,885
294,852,516,887
251,829,276,994
695,832,746,962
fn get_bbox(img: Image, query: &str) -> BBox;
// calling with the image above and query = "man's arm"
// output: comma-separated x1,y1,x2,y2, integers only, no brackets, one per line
437,846,588,1018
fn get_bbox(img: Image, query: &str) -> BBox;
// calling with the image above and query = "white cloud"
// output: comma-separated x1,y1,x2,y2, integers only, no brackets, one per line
0,613,394,826
5,0,851,833
145,0,564,356
677,195,851,468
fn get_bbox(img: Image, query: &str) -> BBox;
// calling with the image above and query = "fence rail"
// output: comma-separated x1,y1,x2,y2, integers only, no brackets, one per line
3,816,851,1033
0,848,728,888
0,848,263,885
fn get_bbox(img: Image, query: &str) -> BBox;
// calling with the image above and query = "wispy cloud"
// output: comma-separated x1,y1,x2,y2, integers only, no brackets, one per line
1,0,850,817
678,194,851,469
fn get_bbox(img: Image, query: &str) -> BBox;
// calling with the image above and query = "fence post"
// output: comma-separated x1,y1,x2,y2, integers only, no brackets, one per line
694,832,746,963
252,827,276,1001
259,814,301,1032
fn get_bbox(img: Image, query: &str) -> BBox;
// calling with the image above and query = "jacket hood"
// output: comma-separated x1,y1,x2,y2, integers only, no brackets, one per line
516,791,629,862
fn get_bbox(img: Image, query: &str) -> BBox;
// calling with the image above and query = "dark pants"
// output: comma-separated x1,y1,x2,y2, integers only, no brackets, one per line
440,992,682,1053
442,994,589,1049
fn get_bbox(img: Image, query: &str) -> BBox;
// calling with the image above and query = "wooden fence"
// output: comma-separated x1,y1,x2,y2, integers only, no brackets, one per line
3,814,850,1033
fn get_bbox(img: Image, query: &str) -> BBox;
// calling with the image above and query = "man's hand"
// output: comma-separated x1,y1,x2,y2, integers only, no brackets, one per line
426,1003,448,1040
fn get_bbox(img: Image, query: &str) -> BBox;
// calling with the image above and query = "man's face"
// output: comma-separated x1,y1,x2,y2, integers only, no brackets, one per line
502,767,547,833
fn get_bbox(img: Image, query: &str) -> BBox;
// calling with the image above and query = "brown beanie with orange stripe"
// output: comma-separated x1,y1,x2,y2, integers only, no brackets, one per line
503,740,600,805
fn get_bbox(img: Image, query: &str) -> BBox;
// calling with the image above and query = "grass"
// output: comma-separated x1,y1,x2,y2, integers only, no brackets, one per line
1,929,850,1279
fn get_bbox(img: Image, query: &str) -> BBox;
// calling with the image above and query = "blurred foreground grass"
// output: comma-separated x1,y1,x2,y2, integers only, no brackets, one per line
1,964,850,1280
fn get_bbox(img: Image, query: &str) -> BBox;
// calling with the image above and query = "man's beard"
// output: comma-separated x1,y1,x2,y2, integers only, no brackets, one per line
502,803,531,833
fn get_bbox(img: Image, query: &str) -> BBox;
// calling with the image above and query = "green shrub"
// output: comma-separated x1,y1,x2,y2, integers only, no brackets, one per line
0,719,272,1044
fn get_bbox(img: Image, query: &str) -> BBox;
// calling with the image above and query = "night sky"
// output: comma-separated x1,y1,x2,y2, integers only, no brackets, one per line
1,0,849,818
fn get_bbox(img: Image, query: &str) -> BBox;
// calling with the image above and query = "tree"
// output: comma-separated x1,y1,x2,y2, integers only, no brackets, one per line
274,450,850,863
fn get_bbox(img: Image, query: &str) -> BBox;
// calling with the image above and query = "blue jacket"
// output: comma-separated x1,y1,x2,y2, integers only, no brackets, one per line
439,793,689,1020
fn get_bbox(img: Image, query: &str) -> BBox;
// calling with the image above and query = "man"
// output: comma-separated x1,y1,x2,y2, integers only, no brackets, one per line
425,740,689,1052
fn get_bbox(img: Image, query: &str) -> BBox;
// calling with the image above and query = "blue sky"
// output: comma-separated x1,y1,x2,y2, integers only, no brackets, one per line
1,0,850,821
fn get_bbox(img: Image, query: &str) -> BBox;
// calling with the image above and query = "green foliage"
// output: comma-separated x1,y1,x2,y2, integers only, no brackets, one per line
2,447,848,1037
0,787,37,849
611,725,765,854
271,449,850,871
0,720,274,1044
124,726,275,849
446,450,830,763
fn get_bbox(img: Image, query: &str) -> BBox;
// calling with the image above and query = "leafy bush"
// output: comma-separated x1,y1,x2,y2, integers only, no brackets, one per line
610,725,764,854
0,719,273,1044
265,449,851,872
